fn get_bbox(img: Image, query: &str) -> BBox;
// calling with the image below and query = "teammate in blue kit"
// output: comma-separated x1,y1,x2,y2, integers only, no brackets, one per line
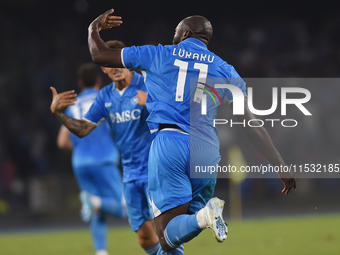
56,63,125,255
51,41,159,255
87,9,297,254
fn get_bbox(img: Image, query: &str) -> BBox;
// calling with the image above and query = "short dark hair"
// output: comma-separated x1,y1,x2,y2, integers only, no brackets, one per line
77,63,99,87
105,40,125,50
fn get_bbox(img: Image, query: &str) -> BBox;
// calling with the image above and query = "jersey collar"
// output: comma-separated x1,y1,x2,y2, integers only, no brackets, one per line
130,71,141,86
180,38,208,50
111,71,140,99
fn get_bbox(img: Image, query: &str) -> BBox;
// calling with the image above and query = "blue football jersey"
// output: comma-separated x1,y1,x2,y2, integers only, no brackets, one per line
121,38,247,148
65,88,120,168
84,72,151,182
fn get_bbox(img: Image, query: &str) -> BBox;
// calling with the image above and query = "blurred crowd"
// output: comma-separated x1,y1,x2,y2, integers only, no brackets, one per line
0,1,339,215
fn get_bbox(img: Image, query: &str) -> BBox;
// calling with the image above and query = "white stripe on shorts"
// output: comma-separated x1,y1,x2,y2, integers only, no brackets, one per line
160,128,189,135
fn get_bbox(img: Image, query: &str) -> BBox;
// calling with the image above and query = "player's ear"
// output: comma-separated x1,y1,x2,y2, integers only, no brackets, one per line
181,31,192,41
100,66,108,74
94,76,102,90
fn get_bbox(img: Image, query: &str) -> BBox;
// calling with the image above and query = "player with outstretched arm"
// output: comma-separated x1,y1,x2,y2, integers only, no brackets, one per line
57,63,125,255
50,41,159,255
87,9,297,254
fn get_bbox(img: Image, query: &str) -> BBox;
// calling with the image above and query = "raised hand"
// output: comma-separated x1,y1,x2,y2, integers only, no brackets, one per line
136,90,148,106
90,9,123,32
50,87,77,114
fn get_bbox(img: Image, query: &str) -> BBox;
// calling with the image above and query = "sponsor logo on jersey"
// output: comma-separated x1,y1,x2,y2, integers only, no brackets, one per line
109,109,141,123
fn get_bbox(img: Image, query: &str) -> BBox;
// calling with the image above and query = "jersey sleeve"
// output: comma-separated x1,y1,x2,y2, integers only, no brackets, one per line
223,65,247,105
121,45,157,70
83,90,106,125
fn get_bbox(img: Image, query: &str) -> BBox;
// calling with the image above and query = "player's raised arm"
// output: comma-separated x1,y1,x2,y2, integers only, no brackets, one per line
50,87,97,138
231,98,297,195
88,9,124,68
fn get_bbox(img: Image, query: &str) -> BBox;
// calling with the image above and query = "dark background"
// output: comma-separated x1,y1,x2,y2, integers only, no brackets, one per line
0,0,339,230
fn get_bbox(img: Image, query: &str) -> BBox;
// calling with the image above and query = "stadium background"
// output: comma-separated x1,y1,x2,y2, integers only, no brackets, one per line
0,0,339,233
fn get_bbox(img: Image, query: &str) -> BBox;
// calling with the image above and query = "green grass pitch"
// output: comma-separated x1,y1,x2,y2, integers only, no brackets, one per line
1,214,339,255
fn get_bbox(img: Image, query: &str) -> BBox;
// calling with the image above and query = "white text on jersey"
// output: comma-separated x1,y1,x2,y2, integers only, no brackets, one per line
109,109,141,123
172,48,215,63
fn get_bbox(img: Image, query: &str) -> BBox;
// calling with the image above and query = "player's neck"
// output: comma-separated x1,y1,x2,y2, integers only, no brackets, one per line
115,80,129,91
114,71,133,91
94,83,101,91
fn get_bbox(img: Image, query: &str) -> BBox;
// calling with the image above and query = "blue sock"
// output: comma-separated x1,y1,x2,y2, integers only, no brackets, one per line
144,241,161,255
163,214,202,249
100,197,125,218
90,212,107,251
156,244,184,254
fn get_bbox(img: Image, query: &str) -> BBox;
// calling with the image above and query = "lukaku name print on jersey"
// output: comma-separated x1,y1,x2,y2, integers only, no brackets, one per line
172,48,215,63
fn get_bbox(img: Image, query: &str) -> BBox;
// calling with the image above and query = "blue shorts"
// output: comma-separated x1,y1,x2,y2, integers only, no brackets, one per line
124,178,151,231
148,129,220,218
73,163,123,202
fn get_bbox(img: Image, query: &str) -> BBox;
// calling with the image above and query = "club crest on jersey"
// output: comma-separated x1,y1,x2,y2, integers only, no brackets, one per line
131,96,138,105
109,109,141,123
